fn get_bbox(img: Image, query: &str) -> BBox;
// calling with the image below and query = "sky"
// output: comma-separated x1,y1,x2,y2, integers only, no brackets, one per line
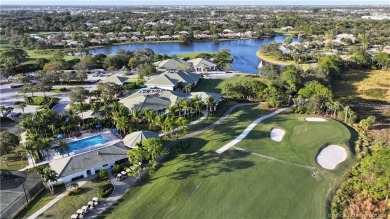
1,0,389,5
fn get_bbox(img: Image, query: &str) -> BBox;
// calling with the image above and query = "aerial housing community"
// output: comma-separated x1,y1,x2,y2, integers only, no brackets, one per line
0,5,389,219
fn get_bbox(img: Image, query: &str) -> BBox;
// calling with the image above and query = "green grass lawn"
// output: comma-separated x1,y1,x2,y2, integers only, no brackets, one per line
272,28,300,35
256,51,314,71
99,106,355,219
177,52,233,62
15,185,66,219
194,75,270,93
0,146,28,171
36,178,112,219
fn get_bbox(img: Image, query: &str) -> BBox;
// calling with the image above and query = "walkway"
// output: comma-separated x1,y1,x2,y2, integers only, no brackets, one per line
27,176,92,219
84,170,147,218
216,107,288,154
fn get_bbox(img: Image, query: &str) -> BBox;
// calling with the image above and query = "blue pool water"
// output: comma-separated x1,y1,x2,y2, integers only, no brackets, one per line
65,135,108,154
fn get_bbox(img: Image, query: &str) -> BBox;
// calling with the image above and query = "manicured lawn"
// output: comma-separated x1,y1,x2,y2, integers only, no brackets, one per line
37,178,112,219
256,51,314,71
24,50,77,64
272,28,300,35
177,52,233,62
15,185,66,219
177,52,218,59
0,146,28,171
99,106,355,219
333,69,390,103
194,75,269,93
24,96,59,106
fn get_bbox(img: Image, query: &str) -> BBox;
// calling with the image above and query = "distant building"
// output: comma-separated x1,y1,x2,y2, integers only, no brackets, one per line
153,59,186,72
145,71,201,91
187,58,217,72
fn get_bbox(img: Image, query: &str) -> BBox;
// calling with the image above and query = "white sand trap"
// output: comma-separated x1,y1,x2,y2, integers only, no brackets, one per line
305,117,327,122
270,128,285,142
316,145,347,170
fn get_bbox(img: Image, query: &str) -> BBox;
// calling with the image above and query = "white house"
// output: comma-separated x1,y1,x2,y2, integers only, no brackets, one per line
49,142,128,183
187,58,217,72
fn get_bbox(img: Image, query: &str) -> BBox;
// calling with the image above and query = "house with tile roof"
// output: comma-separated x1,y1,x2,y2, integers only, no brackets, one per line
187,58,217,72
145,71,201,91
100,75,129,85
153,59,186,72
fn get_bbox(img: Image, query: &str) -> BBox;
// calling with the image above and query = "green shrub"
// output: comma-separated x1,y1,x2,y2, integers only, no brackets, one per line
99,169,108,179
59,87,68,92
111,165,121,175
99,184,114,198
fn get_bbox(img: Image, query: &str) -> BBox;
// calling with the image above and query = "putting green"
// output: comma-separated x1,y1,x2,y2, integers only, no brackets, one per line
102,107,355,219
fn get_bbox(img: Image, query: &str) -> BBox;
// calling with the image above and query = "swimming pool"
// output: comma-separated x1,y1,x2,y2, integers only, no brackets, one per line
65,135,108,154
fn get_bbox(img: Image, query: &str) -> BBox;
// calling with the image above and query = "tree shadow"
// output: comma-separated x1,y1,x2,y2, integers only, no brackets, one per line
165,147,254,181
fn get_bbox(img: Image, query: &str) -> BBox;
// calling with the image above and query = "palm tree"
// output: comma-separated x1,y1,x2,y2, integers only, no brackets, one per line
332,101,341,118
205,96,216,118
163,116,175,138
40,138,52,161
26,132,43,161
155,114,166,132
343,105,352,123
184,84,192,93
127,147,144,181
115,116,131,136
181,99,190,117
41,167,58,194
144,109,155,131
15,103,27,114
131,109,142,129
175,117,189,140
55,139,70,156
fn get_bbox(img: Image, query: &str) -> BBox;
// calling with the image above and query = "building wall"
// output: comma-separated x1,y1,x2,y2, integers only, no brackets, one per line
145,84,174,91
59,161,117,183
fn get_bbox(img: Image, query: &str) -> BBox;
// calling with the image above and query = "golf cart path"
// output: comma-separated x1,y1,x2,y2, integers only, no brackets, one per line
216,107,288,154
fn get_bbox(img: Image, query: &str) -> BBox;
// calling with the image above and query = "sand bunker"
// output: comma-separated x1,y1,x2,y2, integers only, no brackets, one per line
270,128,285,142
316,145,347,170
305,117,327,122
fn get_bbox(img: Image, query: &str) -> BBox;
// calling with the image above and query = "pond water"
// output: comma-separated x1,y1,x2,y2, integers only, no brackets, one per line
89,35,292,74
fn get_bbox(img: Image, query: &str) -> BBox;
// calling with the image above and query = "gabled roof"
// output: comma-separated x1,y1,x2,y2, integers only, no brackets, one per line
153,59,185,70
145,74,177,87
119,95,172,112
101,75,129,85
123,131,159,148
187,58,217,68
49,142,128,178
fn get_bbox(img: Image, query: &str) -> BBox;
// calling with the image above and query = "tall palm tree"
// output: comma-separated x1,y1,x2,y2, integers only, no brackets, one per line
184,84,192,93
175,117,189,140
41,167,58,194
343,105,352,123
40,138,52,161
115,116,131,136
144,109,156,131
205,96,216,118
55,139,70,156
15,103,27,114
131,109,142,130
155,114,166,132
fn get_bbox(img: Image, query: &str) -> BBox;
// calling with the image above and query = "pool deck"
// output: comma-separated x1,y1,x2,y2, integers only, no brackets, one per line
49,130,119,161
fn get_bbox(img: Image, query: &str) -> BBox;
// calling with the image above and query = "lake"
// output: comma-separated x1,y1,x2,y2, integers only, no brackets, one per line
89,35,291,74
